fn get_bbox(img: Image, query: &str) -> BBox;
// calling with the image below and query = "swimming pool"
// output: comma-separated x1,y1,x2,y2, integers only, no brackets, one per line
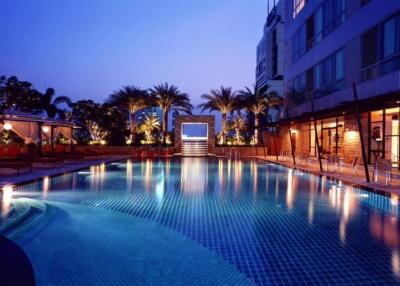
7,158,400,285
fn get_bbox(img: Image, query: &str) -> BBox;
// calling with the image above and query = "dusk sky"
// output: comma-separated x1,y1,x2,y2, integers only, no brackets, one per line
1,0,269,111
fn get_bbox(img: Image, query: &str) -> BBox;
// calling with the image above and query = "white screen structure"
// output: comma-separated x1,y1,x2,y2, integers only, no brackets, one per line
182,123,208,140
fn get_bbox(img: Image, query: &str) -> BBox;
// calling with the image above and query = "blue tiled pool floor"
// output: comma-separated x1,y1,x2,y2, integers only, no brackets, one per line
17,201,252,286
11,158,400,285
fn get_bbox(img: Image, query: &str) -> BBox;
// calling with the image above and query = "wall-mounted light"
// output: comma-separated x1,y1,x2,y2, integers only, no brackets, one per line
3,123,12,130
42,126,50,133
345,124,356,132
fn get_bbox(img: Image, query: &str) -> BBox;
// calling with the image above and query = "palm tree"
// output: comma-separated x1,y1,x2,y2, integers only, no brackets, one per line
198,86,238,145
228,115,246,145
138,115,161,143
238,85,283,145
107,86,150,145
40,88,72,119
149,83,193,145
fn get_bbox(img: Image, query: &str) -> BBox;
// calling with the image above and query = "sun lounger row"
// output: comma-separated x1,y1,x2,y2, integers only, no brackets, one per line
0,149,110,174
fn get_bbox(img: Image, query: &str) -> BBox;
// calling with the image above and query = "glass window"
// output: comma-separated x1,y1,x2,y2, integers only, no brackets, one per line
362,26,378,67
323,57,333,86
293,0,306,18
383,17,397,58
293,24,307,60
314,63,322,89
299,24,307,56
335,49,344,81
314,7,323,43
306,68,314,92
335,0,346,26
384,108,400,168
370,110,384,163
361,0,370,6
323,0,334,35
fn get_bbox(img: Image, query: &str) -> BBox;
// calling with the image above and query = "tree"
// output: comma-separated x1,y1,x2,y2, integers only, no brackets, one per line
71,100,105,144
238,85,283,145
198,86,238,145
149,83,192,145
138,115,160,144
39,87,72,119
107,86,149,145
0,76,42,114
71,100,129,145
228,114,246,145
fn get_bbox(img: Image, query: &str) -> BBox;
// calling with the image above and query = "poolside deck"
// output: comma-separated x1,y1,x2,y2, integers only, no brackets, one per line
0,156,129,188
253,155,400,195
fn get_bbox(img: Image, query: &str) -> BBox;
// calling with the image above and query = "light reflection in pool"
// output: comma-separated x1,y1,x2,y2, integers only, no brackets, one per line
10,158,400,285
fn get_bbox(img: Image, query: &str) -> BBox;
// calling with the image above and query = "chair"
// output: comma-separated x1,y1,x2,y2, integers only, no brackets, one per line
351,156,359,174
0,157,33,174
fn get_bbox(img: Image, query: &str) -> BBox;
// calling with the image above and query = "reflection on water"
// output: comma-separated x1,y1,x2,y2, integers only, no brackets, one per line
218,159,224,191
307,175,317,224
233,160,242,193
1,185,13,221
42,176,50,199
286,169,298,210
251,161,258,194
90,163,106,191
181,158,208,193
393,250,400,279
327,182,359,244
12,158,400,283
144,159,152,191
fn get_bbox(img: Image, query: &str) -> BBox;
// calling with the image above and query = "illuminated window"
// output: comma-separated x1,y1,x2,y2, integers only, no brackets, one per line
293,0,306,18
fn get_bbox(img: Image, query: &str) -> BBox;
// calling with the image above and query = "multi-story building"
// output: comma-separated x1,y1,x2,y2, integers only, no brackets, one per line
275,0,400,169
256,0,285,96
135,107,163,124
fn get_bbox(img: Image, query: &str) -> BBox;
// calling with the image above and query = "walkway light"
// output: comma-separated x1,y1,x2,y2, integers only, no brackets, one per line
3,123,12,130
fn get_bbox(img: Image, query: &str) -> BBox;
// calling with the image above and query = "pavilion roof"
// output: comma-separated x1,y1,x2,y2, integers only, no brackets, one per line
0,109,76,128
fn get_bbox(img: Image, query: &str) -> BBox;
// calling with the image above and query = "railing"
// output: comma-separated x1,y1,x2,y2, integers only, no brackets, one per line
291,79,345,104
361,51,400,82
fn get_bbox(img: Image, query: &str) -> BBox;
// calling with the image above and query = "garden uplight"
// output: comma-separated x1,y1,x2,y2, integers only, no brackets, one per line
3,123,12,130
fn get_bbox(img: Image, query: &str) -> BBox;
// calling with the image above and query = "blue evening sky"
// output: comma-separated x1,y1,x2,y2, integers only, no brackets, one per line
1,0,269,110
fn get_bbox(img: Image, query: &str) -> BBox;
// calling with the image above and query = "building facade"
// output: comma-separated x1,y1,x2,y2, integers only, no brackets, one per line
135,107,163,124
256,0,285,96
274,0,400,169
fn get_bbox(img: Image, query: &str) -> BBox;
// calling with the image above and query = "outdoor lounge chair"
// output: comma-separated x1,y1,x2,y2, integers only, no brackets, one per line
62,153,85,161
298,153,310,165
46,152,85,161
75,149,106,159
351,156,359,174
18,154,64,167
0,157,33,174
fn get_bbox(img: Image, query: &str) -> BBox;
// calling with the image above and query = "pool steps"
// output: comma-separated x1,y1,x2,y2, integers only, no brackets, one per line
0,199,55,241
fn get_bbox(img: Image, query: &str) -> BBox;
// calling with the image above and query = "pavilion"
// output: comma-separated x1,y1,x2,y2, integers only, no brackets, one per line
0,109,75,154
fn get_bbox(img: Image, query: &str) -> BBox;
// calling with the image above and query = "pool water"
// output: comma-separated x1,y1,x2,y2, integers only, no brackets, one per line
9,158,400,285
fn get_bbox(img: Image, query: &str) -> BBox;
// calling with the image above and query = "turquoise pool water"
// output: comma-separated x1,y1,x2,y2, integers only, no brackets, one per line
6,158,400,285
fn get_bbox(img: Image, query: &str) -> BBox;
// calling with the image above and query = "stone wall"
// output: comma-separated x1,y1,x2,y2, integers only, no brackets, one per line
342,113,369,164
174,115,216,153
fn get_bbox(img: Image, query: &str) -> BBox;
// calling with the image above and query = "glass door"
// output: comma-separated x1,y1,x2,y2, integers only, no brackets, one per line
384,108,400,169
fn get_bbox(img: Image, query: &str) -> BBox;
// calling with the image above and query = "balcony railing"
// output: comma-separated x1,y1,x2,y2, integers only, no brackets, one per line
361,51,400,82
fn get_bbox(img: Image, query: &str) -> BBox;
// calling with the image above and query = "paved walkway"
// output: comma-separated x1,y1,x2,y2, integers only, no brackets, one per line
0,156,129,187
252,155,400,195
